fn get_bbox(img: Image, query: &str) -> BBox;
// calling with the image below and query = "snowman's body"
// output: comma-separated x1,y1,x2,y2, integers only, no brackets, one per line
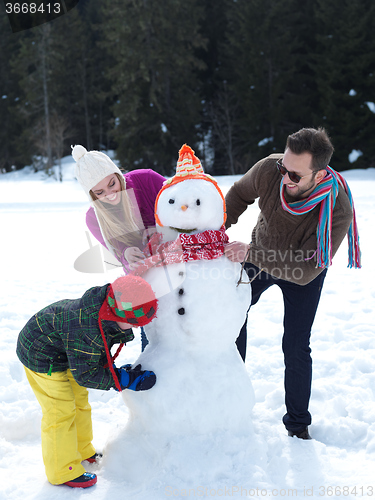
122,177,254,437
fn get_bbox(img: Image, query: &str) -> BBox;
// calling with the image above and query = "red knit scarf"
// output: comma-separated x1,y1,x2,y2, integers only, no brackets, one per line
131,226,229,276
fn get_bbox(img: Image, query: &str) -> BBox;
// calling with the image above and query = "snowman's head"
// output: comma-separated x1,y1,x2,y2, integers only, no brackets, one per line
156,178,225,234
155,145,226,237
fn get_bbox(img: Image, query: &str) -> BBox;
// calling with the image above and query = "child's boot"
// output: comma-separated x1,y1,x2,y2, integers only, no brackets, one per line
64,472,97,488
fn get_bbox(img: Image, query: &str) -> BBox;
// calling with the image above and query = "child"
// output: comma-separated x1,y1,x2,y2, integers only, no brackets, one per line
16,275,158,489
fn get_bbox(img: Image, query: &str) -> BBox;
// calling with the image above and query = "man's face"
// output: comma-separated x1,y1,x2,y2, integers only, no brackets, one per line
281,148,325,200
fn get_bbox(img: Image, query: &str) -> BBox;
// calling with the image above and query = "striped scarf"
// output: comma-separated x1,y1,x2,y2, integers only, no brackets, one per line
280,166,361,269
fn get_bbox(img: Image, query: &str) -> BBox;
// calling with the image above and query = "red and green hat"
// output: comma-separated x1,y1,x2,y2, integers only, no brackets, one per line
100,275,158,327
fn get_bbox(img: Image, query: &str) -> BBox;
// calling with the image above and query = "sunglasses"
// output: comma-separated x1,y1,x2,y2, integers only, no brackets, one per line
276,158,319,184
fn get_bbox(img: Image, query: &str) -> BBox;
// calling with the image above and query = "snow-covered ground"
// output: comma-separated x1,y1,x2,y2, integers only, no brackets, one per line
0,158,374,499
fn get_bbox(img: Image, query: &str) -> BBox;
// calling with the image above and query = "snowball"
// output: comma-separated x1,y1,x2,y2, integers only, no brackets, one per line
365,101,375,113
348,149,363,163
258,136,274,147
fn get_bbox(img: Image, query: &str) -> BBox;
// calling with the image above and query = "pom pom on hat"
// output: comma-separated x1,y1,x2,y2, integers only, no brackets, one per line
102,275,158,327
72,145,124,198
71,144,88,163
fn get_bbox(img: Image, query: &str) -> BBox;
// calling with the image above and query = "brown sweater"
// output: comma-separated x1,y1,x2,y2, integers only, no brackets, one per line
225,154,353,285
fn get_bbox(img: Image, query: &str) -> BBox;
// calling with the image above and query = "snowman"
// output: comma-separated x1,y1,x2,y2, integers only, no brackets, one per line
104,146,255,486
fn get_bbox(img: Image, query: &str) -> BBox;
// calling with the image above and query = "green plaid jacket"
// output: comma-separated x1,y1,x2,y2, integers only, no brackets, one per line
16,284,134,390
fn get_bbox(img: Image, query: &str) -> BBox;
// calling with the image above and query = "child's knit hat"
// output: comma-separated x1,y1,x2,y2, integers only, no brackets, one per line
100,275,158,327
72,145,124,198
154,144,227,226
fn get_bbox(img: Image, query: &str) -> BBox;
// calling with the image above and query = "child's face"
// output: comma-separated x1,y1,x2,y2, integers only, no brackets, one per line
116,321,133,330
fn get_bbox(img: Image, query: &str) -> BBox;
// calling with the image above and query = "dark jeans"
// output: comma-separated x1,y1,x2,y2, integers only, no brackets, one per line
236,263,327,432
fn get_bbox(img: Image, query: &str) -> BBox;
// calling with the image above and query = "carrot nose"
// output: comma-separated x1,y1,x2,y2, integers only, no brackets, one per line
181,205,188,211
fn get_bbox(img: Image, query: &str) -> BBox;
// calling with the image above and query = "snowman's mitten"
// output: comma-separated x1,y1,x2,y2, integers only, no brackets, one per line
116,363,156,391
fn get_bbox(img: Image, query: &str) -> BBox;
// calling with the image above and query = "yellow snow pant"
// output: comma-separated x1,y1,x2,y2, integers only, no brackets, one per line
24,367,96,485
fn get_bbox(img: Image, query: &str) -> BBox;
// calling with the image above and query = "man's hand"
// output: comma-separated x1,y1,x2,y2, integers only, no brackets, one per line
224,241,250,262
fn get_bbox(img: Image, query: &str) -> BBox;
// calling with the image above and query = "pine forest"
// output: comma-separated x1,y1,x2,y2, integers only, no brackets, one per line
1,0,375,176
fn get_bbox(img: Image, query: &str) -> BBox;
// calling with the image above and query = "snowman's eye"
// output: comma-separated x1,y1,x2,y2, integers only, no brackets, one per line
196,199,201,206
169,199,175,204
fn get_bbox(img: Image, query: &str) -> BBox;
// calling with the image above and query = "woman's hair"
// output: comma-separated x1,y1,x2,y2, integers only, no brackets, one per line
89,173,143,259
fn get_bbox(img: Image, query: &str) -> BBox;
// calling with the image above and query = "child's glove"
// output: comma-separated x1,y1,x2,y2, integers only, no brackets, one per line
115,364,156,391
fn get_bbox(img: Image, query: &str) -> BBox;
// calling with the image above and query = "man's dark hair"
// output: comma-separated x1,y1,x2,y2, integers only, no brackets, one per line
286,127,334,171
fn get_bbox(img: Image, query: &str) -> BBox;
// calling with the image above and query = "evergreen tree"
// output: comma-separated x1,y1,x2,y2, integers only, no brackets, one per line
78,0,120,152
100,0,207,175
197,0,229,171
0,5,26,171
9,6,113,172
2,0,375,173
313,0,375,170
222,0,318,172
11,21,71,173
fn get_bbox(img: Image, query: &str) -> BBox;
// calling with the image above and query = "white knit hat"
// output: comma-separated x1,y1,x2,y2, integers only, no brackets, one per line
72,145,124,198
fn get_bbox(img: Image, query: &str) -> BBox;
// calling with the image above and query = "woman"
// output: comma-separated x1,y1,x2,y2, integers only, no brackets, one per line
72,145,166,272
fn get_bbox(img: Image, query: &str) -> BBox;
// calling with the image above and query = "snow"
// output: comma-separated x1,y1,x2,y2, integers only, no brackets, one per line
258,137,274,147
348,149,363,163
0,159,374,499
365,102,375,113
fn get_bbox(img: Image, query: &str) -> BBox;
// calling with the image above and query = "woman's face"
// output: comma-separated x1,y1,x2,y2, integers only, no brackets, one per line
91,174,122,205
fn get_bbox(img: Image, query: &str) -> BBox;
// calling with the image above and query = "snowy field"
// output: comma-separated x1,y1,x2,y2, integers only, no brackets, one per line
0,157,374,499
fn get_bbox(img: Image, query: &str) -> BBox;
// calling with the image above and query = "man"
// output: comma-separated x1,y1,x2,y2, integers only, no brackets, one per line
224,127,360,439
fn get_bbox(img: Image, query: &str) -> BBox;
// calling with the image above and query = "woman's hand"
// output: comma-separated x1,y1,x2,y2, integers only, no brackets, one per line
124,246,145,269
142,226,158,245
224,241,250,262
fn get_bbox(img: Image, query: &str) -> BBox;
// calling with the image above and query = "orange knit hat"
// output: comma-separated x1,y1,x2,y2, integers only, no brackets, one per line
154,144,226,227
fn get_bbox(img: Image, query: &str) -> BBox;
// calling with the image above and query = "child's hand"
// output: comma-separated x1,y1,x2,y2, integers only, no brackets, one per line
116,364,156,391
